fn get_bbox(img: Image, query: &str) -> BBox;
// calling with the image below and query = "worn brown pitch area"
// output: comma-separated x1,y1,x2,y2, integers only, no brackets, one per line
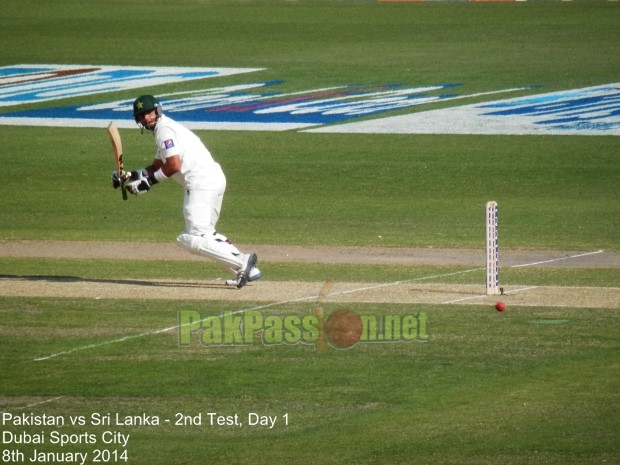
0,241,618,308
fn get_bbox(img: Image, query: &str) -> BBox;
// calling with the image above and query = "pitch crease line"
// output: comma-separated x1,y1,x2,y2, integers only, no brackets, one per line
33,297,329,361
443,286,539,304
14,396,64,409
502,286,539,295
511,250,604,268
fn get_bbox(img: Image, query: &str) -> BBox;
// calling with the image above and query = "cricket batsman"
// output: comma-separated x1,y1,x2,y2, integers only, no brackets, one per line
112,95,261,289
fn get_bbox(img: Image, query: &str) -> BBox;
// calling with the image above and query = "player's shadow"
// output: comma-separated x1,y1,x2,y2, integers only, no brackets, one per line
0,275,230,289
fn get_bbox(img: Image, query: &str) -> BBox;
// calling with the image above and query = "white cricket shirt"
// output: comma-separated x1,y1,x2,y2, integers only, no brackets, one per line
153,114,224,190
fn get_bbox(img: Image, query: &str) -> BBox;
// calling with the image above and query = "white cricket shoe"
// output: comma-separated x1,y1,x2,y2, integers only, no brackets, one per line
226,266,262,287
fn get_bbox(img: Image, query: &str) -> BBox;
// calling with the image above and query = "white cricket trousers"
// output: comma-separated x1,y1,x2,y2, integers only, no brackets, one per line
176,172,244,272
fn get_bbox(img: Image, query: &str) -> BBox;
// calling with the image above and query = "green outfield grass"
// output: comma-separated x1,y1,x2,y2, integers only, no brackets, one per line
0,1,619,464
1,128,618,249
1,297,619,464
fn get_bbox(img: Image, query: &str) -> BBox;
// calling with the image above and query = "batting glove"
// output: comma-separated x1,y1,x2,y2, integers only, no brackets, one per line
111,171,122,189
112,171,132,189
126,169,152,195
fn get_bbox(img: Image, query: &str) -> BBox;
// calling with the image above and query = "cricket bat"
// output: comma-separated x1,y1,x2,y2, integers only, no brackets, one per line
107,121,127,200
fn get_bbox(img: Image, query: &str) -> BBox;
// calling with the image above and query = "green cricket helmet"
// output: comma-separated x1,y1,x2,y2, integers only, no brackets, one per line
132,95,163,126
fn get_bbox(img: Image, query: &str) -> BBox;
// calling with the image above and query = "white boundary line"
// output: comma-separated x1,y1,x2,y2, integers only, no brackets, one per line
31,249,607,362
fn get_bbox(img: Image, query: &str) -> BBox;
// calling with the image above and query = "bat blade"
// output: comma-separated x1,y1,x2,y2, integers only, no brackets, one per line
107,121,127,200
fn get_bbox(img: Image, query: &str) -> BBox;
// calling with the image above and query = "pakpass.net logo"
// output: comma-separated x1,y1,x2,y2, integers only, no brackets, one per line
178,280,428,351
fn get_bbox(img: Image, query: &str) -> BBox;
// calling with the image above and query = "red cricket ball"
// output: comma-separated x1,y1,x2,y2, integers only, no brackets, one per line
495,301,506,312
